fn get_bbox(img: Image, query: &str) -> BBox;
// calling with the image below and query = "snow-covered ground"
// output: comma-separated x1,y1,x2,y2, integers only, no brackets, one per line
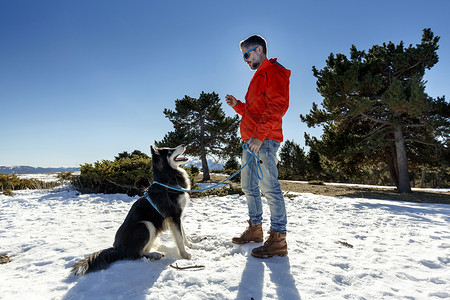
1,184,449,299
16,173,61,182
15,172,80,183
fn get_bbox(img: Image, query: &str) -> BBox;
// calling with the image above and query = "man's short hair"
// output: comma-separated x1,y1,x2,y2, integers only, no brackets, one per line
240,35,267,55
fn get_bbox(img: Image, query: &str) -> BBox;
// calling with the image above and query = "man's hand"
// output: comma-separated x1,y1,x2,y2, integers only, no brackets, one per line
225,94,238,108
248,138,262,154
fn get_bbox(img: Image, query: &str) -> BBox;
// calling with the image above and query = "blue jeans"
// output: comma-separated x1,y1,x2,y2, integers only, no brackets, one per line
241,139,287,233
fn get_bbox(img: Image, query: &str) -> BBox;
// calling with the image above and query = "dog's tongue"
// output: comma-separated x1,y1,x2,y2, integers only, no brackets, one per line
175,156,188,162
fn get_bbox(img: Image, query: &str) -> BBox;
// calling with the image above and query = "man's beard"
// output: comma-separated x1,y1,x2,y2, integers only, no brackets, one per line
250,61,261,70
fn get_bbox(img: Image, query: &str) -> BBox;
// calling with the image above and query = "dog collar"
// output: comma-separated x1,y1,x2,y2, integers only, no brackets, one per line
153,181,185,192
144,192,166,219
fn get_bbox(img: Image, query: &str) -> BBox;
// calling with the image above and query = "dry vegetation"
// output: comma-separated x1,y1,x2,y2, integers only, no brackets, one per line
199,174,450,204
279,181,450,204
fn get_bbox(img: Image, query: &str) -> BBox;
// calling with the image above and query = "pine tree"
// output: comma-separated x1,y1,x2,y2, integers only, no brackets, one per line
156,92,240,181
279,140,307,180
301,29,449,193
307,150,322,180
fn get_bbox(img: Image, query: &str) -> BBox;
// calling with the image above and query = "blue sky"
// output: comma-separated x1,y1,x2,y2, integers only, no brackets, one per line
1,0,449,167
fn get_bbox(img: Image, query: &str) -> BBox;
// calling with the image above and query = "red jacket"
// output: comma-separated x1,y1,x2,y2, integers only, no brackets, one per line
233,58,291,142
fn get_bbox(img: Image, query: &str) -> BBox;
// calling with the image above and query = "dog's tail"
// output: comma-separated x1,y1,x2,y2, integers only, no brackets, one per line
71,247,123,276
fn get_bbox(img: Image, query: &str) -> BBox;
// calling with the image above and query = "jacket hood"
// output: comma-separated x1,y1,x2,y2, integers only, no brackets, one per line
254,58,291,79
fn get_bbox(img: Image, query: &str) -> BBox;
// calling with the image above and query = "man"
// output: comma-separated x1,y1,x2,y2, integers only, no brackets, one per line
225,35,290,258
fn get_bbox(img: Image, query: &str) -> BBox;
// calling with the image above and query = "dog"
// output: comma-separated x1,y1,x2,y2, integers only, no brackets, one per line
71,145,192,276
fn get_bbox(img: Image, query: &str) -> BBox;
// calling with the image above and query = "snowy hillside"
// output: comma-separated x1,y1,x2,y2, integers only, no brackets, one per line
1,185,449,299
184,157,224,170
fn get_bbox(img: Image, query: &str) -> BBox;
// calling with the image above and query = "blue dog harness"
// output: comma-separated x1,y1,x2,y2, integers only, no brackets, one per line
144,184,183,219
144,192,166,219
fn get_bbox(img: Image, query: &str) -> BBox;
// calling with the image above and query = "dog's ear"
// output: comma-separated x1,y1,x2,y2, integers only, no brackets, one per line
150,146,163,171
150,146,158,156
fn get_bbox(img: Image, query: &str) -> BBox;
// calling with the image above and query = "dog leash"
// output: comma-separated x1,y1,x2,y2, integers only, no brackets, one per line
152,143,263,193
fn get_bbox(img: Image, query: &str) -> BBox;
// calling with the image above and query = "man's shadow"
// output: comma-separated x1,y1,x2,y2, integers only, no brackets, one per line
236,251,301,300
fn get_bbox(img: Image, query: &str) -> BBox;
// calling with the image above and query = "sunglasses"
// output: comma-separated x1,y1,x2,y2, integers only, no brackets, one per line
243,46,258,60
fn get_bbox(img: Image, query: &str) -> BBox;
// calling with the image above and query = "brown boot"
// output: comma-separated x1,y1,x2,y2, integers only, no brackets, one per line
232,221,263,244
251,232,288,258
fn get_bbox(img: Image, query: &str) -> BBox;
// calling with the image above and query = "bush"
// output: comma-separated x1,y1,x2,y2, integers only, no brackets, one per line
73,152,152,196
221,157,241,183
190,184,244,198
73,151,245,197
0,174,60,196
224,158,239,170
308,180,325,185
223,169,240,183
57,172,73,182
187,165,200,177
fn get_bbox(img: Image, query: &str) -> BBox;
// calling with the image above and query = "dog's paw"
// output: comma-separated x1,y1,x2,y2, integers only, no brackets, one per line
143,252,164,260
185,241,193,249
181,252,192,259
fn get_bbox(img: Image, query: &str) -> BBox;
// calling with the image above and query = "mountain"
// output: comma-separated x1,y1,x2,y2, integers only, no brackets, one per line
0,166,80,174
184,158,224,170
0,158,222,175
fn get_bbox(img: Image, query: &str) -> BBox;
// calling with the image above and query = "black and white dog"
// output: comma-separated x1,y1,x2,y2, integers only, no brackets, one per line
71,145,192,276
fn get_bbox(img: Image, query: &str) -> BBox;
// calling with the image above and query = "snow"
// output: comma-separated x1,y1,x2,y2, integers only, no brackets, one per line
16,173,61,182
1,183,450,299
184,157,224,170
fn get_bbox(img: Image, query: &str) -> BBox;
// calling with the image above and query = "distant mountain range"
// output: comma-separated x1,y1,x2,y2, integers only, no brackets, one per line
0,160,222,175
0,166,80,174
0,158,223,175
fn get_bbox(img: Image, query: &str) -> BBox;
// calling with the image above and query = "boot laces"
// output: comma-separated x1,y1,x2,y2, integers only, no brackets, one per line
263,234,276,247
241,226,254,238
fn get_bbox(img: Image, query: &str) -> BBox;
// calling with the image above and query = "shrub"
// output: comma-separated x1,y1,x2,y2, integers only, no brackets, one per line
187,165,200,177
308,180,325,185
190,184,243,198
221,157,240,183
224,158,239,170
73,151,243,197
0,174,60,196
57,172,73,182
73,152,152,196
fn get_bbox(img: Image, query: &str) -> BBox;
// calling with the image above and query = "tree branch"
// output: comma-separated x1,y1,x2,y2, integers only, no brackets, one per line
169,263,205,270
393,60,423,77
405,123,426,128
404,139,438,147
360,113,395,126
106,179,139,191
338,241,354,248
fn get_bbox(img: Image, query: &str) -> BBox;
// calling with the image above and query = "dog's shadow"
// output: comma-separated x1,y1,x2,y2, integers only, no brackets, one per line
62,252,178,300
63,234,189,299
